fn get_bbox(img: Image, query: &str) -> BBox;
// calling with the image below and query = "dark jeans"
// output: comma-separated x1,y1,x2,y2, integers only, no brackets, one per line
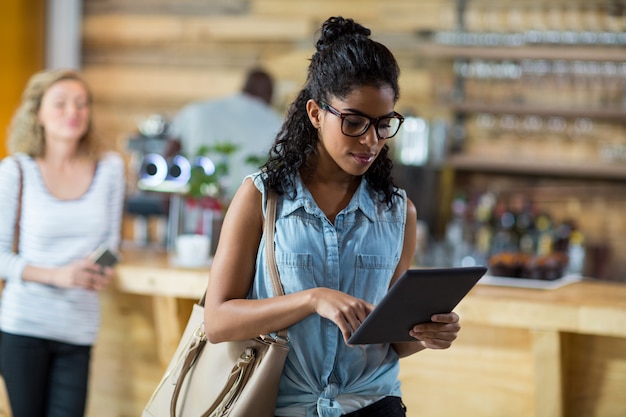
0,332,92,417
342,396,407,417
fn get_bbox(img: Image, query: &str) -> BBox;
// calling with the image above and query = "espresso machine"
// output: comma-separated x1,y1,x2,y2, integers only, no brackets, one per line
126,114,222,254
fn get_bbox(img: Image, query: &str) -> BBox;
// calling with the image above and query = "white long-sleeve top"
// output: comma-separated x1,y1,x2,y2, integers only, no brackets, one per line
0,152,125,345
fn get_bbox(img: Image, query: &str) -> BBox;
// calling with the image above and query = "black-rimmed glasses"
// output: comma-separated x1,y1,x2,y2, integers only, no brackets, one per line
319,101,404,140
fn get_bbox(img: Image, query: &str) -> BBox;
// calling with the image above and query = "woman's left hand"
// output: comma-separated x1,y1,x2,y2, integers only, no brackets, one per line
84,263,115,291
409,312,460,349
87,265,115,291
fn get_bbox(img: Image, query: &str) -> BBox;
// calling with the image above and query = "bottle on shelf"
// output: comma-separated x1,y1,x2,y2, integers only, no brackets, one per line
566,229,586,276
445,195,470,266
534,213,554,257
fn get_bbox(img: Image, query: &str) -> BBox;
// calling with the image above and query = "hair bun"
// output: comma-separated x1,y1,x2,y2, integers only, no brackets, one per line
316,16,371,52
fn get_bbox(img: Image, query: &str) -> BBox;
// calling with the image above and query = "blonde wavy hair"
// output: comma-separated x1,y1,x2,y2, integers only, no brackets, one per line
7,68,102,158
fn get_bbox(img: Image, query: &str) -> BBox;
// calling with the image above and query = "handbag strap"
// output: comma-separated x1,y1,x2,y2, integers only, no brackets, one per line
198,190,287,336
13,158,24,254
264,190,284,298
264,190,288,339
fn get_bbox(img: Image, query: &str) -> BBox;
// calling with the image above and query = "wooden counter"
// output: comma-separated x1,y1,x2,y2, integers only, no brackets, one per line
115,248,626,417
115,247,209,366
116,246,208,299
400,278,626,417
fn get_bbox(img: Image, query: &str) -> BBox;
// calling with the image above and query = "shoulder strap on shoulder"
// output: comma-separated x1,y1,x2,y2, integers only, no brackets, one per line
13,158,23,254
264,191,284,298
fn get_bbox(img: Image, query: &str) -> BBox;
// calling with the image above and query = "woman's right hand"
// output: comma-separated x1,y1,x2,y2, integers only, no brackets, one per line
311,287,375,345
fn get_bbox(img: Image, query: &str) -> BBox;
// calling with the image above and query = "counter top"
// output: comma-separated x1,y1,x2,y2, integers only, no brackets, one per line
457,279,626,338
115,247,626,338
116,246,209,299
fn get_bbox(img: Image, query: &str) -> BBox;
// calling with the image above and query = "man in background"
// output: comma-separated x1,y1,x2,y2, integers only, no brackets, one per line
169,67,284,199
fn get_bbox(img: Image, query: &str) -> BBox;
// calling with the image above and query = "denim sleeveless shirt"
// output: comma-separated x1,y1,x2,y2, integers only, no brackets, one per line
250,173,407,417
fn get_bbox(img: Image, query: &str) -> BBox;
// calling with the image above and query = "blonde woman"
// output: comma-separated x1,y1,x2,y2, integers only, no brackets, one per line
0,69,125,417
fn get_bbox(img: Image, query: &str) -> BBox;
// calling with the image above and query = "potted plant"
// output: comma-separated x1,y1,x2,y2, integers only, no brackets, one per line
181,142,238,242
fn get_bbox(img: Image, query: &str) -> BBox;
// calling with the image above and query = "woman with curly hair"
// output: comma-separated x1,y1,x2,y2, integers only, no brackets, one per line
204,17,461,417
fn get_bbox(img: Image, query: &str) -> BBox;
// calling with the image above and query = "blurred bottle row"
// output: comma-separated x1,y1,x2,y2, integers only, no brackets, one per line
464,113,626,164
438,0,626,46
454,59,626,109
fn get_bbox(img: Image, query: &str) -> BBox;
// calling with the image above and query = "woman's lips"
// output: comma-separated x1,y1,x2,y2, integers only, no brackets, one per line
352,153,375,165
66,118,84,129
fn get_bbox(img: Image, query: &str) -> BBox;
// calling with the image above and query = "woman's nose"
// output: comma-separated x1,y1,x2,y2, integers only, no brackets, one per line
359,124,379,146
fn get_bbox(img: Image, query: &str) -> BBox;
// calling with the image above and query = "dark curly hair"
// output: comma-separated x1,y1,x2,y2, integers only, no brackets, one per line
261,16,401,206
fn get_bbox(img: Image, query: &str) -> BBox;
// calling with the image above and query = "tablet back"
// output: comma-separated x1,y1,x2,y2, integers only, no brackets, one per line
348,266,487,344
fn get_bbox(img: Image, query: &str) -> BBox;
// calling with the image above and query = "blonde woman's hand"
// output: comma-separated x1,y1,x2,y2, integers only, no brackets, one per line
51,260,114,290
87,262,115,291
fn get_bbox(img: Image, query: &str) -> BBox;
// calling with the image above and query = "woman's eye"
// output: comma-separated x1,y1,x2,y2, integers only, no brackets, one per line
345,117,366,128
379,120,392,130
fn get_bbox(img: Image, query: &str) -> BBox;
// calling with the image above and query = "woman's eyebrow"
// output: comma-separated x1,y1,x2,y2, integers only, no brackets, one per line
342,107,395,118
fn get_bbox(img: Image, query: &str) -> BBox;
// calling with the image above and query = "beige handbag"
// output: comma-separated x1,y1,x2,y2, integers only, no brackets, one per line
143,191,288,417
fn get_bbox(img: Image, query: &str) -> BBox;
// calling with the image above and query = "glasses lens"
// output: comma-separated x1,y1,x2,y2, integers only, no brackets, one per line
341,115,370,136
377,117,402,139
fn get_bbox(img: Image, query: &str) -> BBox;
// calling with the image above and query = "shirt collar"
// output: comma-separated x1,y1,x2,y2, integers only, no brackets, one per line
281,175,378,223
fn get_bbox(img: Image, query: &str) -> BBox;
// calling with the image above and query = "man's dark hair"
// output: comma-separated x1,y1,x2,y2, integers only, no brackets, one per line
242,68,275,105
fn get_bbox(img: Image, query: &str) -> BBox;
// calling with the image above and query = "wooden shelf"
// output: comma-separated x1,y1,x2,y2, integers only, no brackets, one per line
448,101,626,120
417,41,626,62
446,154,626,181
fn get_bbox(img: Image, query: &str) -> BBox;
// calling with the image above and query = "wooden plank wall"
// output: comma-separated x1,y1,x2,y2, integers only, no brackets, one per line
81,0,450,151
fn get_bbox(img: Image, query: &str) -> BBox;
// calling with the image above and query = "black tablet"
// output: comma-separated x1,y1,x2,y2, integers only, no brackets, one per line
348,266,487,344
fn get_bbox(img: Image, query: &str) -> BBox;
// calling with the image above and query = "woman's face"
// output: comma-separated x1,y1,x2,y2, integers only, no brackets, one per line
308,84,396,179
38,79,90,146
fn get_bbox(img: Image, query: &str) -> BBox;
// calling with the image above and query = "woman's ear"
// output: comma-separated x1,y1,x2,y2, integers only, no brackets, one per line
306,99,322,129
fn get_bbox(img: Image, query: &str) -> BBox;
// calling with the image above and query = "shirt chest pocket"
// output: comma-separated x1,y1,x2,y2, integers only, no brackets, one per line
275,252,314,293
354,254,398,303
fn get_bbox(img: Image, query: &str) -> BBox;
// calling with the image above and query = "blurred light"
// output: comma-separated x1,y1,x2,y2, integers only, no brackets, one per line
139,153,167,187
461,256,477,267
397,116,429,166
167,155,191,184
194,156,216,176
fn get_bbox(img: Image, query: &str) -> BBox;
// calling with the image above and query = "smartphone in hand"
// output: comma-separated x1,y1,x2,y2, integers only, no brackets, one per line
89,245,119,268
